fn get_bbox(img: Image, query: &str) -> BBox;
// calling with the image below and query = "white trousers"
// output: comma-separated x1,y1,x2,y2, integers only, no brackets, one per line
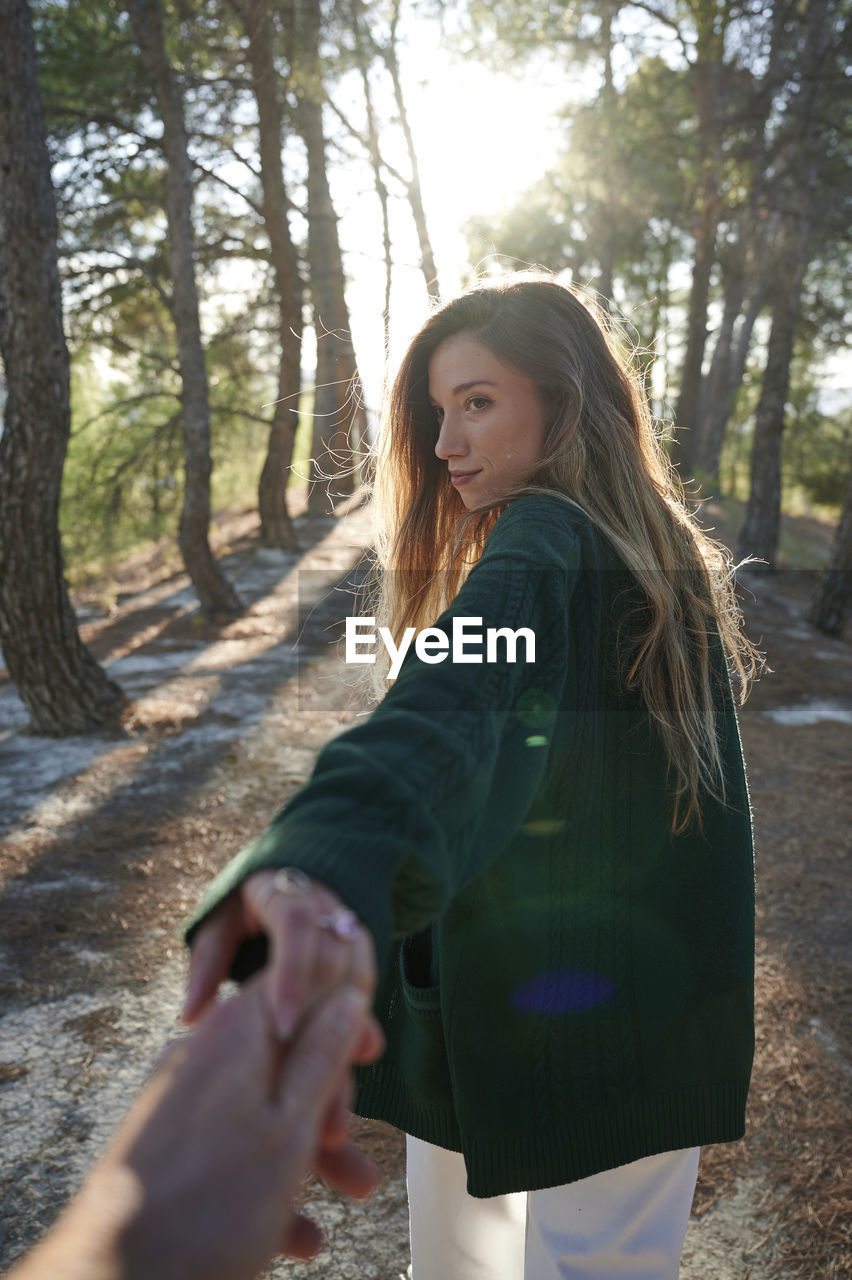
406,1136,700,1280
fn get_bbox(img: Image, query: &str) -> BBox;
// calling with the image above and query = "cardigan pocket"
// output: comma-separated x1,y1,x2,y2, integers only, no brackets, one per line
399,935,442,1015
395,937,454,1116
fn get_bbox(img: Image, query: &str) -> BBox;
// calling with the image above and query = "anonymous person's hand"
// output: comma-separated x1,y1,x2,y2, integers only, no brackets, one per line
9,977,381,1280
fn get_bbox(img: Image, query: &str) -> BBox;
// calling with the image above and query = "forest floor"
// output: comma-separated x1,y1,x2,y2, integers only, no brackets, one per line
1,487,850,1279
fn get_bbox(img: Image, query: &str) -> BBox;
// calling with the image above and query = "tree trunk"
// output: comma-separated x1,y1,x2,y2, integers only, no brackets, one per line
353,0,392,357
237,0,302,549
695,0,789,486
297,0,368,515
593,0,618,312
671,18,725,477
302,92,361,513
695,235,747,475
697,261,770,485
0,0,125,734
385,0,440,300
735,0,832,569
734,263,805,568
128,0,241,615
808,455,852,637
653,225,674,417
673,195,720,478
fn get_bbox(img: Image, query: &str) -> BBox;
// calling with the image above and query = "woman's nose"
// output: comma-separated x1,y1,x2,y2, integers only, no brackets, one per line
435,414,468,460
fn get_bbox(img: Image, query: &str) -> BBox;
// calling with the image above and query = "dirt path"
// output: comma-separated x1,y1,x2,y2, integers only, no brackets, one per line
1,496,850,1279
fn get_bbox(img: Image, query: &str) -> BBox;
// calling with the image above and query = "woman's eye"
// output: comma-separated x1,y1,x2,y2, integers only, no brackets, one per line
467,396,491,411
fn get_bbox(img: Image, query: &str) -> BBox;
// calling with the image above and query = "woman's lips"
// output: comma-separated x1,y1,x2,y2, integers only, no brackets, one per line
450,470,481,486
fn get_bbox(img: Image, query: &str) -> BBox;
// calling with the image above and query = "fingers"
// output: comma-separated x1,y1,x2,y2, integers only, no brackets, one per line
346,909,379,1004
314,1141,382,1200
252,879,319,1040
276,986,368,1129
243,871,377,1042
352,1013,386,1065
182,895,244,1025
279,1213,325,1260
311,920,359,1010
184,868,382,1086
316,1067,356,1151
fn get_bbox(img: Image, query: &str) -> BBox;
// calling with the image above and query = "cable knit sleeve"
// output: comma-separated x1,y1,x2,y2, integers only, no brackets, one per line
184,496,586,974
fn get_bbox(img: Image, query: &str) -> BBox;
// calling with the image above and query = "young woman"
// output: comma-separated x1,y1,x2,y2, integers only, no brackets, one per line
183,274,762,1279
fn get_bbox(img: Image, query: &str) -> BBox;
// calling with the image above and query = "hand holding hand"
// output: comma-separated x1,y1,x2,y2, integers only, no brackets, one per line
183,867,381,1043
182,868,384,1147
10,978,381,1280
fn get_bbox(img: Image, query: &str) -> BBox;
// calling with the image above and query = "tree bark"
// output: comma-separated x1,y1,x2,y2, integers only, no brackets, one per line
0,0,125,734
296,0,368,515
694,0,789,486
699,266,770,485
353,0,392,357
384,0,440,300
735,0,833,569
808,454,852,637
695,258,743,482
593,0,619,312
236,0,303,549
128,0,241,615
696,222,773,485
734,254,807,568
671,32,723,478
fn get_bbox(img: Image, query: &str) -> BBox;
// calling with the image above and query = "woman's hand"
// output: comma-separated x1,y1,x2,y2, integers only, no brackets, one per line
182,868,383,1063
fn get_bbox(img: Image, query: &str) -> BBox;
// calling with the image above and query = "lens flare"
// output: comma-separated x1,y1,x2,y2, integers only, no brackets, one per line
510,969,615,1015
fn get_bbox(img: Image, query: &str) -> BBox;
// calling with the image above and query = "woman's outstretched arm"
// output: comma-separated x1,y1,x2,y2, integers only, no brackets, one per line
184,497,586,1031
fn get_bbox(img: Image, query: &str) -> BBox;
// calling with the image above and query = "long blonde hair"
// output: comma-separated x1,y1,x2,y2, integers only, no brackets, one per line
362,273,764,835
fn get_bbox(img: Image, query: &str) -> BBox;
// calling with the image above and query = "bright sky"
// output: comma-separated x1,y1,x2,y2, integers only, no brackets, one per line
331,20,571,417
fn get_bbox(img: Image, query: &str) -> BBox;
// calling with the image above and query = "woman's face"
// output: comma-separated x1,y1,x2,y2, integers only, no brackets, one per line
428,334,549,509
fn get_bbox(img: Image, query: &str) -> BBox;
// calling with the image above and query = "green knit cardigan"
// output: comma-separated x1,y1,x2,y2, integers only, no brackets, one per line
185,494,755,1197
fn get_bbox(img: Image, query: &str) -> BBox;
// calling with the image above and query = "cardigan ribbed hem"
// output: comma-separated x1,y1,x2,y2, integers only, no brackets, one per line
355,1067,750,1198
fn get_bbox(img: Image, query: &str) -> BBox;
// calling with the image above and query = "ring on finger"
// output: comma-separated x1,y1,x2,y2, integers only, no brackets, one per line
317,907,360,941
